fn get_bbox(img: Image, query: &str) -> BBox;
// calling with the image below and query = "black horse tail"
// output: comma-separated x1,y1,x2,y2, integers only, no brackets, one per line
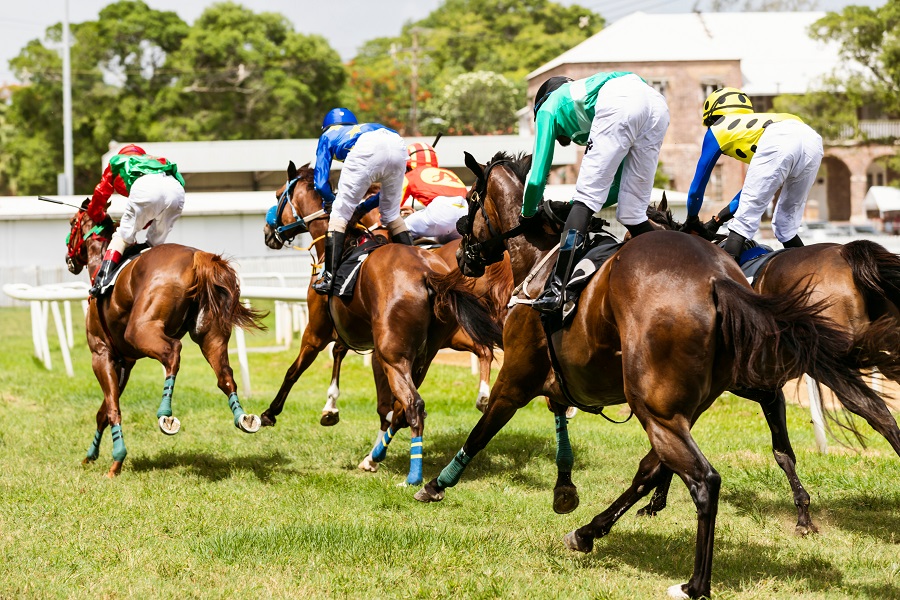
425,269,504,352
713,277,887,439
189,251,267,332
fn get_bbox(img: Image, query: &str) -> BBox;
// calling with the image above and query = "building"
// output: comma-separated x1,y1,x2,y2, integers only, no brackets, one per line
524,11,899,224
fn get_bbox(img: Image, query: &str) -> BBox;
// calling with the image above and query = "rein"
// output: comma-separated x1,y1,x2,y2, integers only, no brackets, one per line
274,177,329,244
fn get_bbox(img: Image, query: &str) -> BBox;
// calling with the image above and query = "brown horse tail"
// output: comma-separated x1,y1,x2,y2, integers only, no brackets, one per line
841,239,900,310
484,258,515,324
188,252,267,332
425,269,504,351
714,277,885,440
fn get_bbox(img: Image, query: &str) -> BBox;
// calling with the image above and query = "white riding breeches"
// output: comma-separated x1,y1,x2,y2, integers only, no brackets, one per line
405,195,467,243
331,128,408,226
728,120,824,242
571,73,670,225
114,173,185,246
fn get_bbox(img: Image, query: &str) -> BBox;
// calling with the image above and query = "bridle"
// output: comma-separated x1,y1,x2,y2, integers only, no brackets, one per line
66,208,113,274
273,176,329,245
457,159,532,275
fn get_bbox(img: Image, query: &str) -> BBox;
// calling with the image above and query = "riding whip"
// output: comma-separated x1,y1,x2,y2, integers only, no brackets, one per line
37,195,85,210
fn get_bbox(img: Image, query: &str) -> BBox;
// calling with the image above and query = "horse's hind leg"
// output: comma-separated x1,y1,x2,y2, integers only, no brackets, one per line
833,384,900,456
321,344,348,426
636,468,673,517
373,354,426,486
193,329,261,434
474,345,492,413
87,351,130,477
124,320,183,435
359,357,395,473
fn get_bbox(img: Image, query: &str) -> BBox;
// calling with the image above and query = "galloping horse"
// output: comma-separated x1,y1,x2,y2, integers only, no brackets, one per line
264,162,513,419
636,202,900,534
66,201,265,477
261,164,503,485
414,152,889,599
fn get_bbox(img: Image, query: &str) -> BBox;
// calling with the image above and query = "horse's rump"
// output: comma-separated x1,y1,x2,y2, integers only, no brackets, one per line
188,251,266,333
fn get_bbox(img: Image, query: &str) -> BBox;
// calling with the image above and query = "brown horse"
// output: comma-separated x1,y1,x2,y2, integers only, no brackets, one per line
636,202,900,534
65,201,266,477
260,163,503,486
413,152,890,599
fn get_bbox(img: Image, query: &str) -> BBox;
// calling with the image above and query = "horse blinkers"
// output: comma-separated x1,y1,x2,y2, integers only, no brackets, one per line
457,185,506,278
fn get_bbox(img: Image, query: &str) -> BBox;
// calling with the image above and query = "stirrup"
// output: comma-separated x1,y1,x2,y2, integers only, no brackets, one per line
312,272,333,295
531,288,564,314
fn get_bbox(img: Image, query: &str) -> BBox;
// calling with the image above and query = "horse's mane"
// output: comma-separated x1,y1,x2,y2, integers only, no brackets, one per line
294,163,317,192
486,152,532,184
646,202,678,229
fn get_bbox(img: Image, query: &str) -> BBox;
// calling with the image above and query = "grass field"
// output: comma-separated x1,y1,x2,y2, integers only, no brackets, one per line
1,304,899,599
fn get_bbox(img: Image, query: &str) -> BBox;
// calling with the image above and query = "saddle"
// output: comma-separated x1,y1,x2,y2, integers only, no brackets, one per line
714,237,781,285
332,233,388,301
96,243,150,297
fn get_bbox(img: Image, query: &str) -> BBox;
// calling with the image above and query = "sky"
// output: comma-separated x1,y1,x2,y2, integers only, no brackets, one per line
0,0,888,85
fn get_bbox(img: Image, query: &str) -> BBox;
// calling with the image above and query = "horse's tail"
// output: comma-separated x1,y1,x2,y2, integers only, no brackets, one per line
483,257,515,324
841,239,900,308
188,251,267,332
425,269,504,351
714,278,885,430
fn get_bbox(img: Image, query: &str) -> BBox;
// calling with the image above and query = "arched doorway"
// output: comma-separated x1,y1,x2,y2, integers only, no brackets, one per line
823,156,851,221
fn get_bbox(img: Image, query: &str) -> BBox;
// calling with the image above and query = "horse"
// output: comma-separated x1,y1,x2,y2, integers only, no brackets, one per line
635,201,900,534
65,200,266,478
260,163,504,485
412,151,891,599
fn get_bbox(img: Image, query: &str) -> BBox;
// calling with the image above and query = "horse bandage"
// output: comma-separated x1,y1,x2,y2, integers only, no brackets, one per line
436,447,472,489
371,427,395,462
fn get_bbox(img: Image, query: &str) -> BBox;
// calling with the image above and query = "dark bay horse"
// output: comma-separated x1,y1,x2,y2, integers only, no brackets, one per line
66,201,265,477
261,163,503,485
638,202,900,534
264,162,512,423
413,152,889,599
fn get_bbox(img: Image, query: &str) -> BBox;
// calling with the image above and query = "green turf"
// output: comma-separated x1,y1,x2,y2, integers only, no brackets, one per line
1,304,898,599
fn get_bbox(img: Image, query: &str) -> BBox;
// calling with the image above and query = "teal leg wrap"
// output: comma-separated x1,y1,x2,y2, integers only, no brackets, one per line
228,392,246,426
86,429,103,461
556,414,574,472
371,427,394,463
156,375,176,418
407,436,423,486
436,447,472,489
110,424,127,463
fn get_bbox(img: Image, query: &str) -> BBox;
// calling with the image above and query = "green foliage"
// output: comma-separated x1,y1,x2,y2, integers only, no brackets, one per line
772,80,864,142
423,71,522,135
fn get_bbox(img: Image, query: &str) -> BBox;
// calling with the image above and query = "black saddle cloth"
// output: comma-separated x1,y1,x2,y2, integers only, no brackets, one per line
333,234,388,301
97,243,150,297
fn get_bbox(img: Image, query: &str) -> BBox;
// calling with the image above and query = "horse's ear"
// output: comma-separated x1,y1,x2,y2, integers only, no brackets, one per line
287,161,298,180
658,191,668,213
464,151,484,182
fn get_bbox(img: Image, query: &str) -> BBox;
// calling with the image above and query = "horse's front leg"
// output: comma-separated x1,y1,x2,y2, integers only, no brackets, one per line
549,401,579,514
321,344,348,426
358,358,395,473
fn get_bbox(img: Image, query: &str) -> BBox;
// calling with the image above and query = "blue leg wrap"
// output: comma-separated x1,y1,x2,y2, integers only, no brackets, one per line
407,436,424,486
86,429,103,461
371,427,394,463
436,447,472,489
110,424,127,463
556,414,574,472
228,392,247,426
156,375,176,418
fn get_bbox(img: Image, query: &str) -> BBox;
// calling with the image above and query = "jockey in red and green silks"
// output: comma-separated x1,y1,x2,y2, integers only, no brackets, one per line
524,72,670,315
87,144,186,298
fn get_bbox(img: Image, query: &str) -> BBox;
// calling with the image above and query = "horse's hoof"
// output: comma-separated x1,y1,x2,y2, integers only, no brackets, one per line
565,406,578,420
563,530,592,553
158,415,181,436
413,480,445,503
666,583,689,599
636,503,658,518
320,410,340,427
795,522,819,536
236,414,261,434
475,396,489,414
82,457,96,466
553,485,580,515
358,455,379,473
106,461,124,478
260,412,276,427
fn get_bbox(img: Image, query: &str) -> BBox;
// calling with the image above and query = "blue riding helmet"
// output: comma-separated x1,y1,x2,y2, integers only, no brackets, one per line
266,205,278,227
322,107,358,131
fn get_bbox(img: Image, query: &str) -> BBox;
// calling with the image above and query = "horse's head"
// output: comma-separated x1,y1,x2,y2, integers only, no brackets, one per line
66,199,113,277
456,151,533,277
264,160,326,250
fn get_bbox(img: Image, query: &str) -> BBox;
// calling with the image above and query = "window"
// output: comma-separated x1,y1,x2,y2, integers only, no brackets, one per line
647,78,668,98
700,79,725,100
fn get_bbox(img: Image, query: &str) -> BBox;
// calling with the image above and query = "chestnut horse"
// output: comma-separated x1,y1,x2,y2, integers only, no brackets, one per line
636,202,900,534
413,152,889,599
65,201,265,477
264,162,512,422
261,163,503,486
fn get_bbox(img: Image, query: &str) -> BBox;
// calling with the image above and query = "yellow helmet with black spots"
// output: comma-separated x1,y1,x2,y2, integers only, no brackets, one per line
702,87,753,126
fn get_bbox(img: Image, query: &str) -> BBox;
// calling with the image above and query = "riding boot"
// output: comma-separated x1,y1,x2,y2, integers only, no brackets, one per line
722,230,748,263
89,250,122,298
312,231,345,295
531,202,592,315
624,220,655,238
392,231,414,246
781,234,804,248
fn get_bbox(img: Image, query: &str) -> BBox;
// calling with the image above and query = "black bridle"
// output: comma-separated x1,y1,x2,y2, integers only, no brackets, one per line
273,176,312,244
458,159,532,275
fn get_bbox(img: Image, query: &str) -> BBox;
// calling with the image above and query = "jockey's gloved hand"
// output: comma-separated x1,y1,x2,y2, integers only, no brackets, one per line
680,215,716,241
519,211,542,230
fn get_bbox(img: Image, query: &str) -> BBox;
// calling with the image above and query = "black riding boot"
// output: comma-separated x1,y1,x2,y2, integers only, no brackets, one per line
781,234,804,248
722,230,748,263
392,230,413,246
89,251,122,298
312,230,345,295
531,202,592,315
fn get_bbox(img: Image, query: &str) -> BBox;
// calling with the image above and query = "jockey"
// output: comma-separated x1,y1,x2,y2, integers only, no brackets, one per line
401,142,468,244
681,87,824,261
525,72,670,313
312,107,410,295
87,144,186,298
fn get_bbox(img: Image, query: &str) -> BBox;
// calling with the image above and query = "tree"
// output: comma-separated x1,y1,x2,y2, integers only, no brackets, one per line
423,71,521,135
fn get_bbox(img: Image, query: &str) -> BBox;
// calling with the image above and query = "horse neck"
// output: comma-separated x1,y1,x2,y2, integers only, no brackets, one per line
490,178,556,286
86,237,109,281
